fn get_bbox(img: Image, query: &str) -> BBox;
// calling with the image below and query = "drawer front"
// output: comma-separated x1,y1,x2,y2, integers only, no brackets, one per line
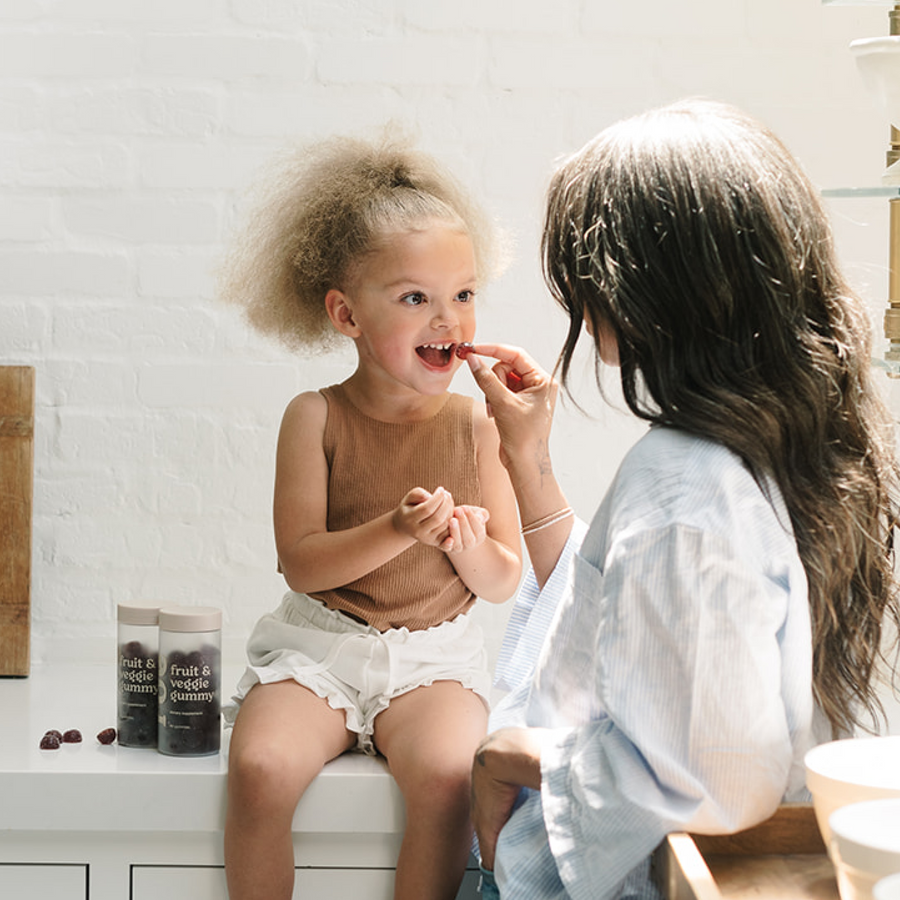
0,863,87,896
132,865,481,899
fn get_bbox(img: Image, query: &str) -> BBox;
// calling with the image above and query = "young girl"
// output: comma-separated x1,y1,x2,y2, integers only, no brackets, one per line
218,136,522,900
466,99,900,899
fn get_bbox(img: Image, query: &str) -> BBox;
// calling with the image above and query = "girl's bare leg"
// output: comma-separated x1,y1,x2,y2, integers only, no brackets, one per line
374,681,489,900
225,681,356,900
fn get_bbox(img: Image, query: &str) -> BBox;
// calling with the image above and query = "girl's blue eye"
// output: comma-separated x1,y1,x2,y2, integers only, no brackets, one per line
401,293,426,306
456,290,474,303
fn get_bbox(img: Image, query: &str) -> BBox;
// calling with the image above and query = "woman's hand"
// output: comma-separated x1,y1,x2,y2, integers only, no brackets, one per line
471,727,550,871
464,344,558,475
465,344,571,587
392,486,455,547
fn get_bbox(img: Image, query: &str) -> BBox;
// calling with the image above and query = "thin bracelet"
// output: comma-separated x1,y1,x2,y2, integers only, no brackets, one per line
521,507,572,532
521,507,573,536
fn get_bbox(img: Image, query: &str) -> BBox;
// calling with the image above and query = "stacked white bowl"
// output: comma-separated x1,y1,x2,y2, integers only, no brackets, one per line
829,799,900,900
875,872,900,899
805,737,900,900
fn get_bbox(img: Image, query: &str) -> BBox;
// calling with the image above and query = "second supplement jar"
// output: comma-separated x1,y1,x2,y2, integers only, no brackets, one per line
117,602,160,748
157,605,222,757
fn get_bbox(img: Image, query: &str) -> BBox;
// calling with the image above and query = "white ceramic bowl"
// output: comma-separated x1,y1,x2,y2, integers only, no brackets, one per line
875,872,900,900
806,737,900,843
830,799,900,900
851,36,900,129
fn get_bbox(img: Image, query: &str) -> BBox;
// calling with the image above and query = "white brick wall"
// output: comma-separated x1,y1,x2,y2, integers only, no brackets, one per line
0,0,892,668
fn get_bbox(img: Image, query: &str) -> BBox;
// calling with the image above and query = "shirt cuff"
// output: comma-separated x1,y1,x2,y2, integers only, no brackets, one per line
539,723,670,900
493,517,588,692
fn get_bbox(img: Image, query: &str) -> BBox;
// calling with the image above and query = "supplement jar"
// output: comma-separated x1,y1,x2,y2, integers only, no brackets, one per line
157,605,222,757
117,602,160,748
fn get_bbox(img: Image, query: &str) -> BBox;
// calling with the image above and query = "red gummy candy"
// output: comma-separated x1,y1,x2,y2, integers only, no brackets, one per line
62,729,83,744
96,727,117,745
40,732,61,750
455,342,475,360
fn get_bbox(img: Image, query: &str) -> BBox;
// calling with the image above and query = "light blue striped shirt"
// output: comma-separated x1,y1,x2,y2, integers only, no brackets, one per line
489,426,830,900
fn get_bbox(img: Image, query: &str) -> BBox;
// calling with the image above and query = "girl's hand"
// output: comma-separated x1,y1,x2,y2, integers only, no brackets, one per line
464,344,558,472
392,486,455,547
440,505,490,554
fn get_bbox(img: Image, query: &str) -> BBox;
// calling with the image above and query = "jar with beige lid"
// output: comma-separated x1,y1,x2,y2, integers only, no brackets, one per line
157,605,222,757
117,602,160,748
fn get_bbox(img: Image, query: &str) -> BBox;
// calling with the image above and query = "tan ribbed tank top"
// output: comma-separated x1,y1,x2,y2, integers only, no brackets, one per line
309,384,481,631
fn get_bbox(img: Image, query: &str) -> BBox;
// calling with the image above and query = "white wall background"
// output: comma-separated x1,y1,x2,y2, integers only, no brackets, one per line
1,0,896,675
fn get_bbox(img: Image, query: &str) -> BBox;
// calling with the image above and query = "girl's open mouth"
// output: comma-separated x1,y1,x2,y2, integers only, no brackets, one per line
415,342,456,368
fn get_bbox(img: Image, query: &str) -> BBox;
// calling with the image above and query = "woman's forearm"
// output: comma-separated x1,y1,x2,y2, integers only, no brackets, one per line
505,443,573,589
464,346,572,588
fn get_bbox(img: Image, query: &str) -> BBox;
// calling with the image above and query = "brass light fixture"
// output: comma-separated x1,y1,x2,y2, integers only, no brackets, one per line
827,0,900,372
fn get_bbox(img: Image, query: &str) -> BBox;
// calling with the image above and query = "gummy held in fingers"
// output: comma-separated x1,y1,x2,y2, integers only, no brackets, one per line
457,342,525,391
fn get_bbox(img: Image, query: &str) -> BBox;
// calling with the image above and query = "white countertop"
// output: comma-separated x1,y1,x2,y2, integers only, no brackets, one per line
0,664,405,835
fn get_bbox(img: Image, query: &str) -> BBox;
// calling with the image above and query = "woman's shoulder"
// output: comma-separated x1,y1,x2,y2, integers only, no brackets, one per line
613,426,780,532
583,426,797,576
624,426,748,483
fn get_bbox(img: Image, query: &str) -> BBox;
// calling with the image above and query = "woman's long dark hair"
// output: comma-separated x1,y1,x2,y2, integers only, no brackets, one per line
543,98,900,735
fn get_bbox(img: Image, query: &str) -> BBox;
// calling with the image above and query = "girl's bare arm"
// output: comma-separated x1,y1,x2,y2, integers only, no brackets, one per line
443,402,522,603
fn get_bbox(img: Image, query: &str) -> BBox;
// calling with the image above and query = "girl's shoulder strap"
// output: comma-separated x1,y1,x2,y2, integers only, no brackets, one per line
445,390,473,416
318,382,355,414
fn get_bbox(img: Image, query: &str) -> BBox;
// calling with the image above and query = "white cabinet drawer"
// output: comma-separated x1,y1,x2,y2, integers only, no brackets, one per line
0,863,87,896
132,865,394,899
132,865,481,899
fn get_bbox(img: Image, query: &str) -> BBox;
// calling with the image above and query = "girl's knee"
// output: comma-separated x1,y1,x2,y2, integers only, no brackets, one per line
400,754,473,815
228,740,313,819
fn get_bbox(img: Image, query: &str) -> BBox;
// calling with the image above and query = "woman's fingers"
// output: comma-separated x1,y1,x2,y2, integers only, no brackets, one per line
466,345,558,459
465,343,542,379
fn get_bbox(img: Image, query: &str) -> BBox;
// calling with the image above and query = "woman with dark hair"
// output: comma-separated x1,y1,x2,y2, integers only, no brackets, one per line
466,99,900,900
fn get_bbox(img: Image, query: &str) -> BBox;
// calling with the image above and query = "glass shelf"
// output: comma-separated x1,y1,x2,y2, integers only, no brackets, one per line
873,356,900,377
823,186,900,197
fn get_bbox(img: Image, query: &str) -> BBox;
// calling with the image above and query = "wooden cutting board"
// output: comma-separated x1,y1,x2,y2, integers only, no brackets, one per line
0,366,34,676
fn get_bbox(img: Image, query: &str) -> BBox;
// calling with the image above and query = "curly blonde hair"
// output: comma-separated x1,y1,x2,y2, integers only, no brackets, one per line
219,134,501,353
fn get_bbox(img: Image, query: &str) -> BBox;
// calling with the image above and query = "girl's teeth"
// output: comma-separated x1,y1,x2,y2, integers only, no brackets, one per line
416,342,455,366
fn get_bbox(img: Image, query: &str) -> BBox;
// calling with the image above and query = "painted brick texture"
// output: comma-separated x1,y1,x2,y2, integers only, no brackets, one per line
0,0,891,664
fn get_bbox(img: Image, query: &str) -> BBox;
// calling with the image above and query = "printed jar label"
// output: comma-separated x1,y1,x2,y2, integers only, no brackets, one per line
158,644,221,756
117,640,158,748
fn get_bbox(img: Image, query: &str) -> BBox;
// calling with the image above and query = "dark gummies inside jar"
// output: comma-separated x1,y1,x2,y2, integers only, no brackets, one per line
157,606,222,757
117,602,160,748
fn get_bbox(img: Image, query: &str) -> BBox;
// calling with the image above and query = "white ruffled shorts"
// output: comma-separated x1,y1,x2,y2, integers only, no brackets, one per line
223,592,490,754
